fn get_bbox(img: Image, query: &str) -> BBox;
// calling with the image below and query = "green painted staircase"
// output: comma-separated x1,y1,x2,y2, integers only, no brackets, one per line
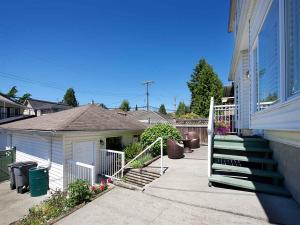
208,135,290,197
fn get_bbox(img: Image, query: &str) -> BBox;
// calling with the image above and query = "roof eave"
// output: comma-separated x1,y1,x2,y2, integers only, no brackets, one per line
228,0,237,33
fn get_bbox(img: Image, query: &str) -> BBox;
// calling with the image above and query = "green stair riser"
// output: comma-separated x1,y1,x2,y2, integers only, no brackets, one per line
212,164,283,179
214,140,269,148
209,175,290,196
213,153,277,165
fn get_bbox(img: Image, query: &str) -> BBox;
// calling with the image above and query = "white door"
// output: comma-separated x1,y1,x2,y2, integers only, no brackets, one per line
72,141,95,165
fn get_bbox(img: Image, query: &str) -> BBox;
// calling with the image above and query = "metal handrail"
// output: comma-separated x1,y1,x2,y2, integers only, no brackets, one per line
110,137,163,180
207,97,214,177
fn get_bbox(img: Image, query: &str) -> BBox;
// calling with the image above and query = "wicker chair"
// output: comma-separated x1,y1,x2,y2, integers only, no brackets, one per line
188,131,200,149
167,139,184,159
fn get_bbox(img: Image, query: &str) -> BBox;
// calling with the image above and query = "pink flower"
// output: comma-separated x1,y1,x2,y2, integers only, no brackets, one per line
99,185,105,192
107,178,113,183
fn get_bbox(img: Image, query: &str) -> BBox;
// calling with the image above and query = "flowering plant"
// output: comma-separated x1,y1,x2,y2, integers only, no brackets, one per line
215,121,230,135
90,180,108,195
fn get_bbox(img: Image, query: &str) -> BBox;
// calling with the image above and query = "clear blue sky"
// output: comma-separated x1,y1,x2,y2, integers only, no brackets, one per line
0,0,233,111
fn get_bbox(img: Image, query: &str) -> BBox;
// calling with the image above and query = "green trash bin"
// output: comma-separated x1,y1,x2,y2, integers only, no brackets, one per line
29,167,49,197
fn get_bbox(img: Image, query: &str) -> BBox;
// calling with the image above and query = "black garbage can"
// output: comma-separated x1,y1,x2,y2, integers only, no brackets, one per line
13,161,37,193
7,162,26,190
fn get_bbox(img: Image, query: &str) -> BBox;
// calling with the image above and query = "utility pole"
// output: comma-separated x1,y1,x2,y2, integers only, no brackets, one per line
174,96,177,112
143,81,154,111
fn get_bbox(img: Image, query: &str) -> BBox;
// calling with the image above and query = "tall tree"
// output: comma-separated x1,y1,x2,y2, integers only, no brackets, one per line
187,59,223,117
63,88,78,107
176,101,187,117
19,93,32,104
158,104,167,115
7,86,18,99
119,99,130,112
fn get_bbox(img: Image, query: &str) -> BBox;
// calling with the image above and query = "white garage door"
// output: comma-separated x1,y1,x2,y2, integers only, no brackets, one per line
72,141,95,165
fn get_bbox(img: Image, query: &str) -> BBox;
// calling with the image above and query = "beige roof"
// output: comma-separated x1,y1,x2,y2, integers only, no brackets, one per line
0,104,147,131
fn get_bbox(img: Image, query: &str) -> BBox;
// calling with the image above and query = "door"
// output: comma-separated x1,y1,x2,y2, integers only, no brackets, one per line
0,150,15,182
72,141,95,165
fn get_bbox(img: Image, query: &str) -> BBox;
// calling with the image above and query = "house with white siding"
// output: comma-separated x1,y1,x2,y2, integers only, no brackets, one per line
222,0,300,203
0,104,146,190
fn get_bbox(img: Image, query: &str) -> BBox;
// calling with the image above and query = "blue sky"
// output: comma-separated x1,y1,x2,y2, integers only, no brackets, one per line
0,0,233,111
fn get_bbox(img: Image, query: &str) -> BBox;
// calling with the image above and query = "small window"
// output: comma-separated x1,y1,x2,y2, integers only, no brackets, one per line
286,0,300,97
106,136,122,151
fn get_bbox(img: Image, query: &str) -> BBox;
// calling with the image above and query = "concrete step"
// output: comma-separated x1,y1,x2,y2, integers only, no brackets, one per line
212,164,283,180
125,172,154,182
208,175,290,197
213,153,276,165
213,145,272,153
128,170,161,179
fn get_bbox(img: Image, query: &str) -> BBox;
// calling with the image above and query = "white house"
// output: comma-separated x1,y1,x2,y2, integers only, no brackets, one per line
228,0,300,203
0,104,146,190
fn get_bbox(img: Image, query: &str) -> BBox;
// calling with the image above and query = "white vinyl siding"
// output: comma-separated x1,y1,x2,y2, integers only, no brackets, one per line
12,133,64,190
63,130,142,189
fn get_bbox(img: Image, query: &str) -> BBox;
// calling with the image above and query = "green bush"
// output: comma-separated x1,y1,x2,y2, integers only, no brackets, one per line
141,124,182,156
20,191,67,225
124,142,143,162
66,179,92,208
130,153,153,169
179,112,201,119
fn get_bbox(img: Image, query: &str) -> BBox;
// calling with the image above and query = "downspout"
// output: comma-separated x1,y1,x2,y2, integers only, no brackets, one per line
45,130,56,170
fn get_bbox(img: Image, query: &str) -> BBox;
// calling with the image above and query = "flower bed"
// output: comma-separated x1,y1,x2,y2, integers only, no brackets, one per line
11,178,114,225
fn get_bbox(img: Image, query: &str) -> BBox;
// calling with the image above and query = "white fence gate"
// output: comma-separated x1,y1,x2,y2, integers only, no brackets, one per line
98,149,125,179
67,160,95,186
214,104,237,133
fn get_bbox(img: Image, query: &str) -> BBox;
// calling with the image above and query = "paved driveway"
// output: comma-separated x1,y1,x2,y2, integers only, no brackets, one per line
0,181,46,225
57,147,300,225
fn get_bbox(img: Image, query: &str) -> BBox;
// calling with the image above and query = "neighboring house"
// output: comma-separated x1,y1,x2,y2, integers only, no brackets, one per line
0,104,146,190
227,0,300,203
0,93,26,120
23,98,72,116
126,110,174,125
222,83,234,105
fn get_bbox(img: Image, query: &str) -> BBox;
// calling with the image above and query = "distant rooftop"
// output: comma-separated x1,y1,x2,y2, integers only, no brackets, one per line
25,98,72,110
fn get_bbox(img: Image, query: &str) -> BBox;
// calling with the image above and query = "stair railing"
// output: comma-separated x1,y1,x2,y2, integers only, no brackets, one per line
109,137,163,180
207,97,214,177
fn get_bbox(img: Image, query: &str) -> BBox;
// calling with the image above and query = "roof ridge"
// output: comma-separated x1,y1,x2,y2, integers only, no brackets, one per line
59,105,91,130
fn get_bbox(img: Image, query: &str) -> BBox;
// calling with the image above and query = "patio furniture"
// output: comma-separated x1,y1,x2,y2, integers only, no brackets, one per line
167,139,184,159
188,131,200,148
182,139,193,153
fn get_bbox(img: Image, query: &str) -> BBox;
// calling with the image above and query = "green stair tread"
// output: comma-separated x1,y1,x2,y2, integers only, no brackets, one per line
214,135,267,143
213,144,272,152
213,153,276,164
208,175,290,196
212,164,283,179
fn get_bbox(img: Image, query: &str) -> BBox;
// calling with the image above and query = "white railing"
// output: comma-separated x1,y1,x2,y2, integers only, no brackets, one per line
67,160,95,186
207,97,214,177
98,149,125,179
214,104,236,133
109,137,163,180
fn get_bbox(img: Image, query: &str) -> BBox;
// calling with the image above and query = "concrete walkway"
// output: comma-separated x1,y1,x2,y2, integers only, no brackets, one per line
0,181,46,225
57,147,300,225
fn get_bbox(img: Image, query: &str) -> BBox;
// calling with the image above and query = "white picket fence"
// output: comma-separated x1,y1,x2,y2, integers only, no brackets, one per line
98,149,125,179
66,160,95,186
214,104,237,133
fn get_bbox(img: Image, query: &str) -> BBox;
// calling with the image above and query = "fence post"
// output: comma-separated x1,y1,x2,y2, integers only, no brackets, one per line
121,152,125,178
91,166,95,186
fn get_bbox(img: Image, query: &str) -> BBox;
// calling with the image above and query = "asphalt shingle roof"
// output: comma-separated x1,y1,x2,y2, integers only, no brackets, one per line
0,104,147,131
26,98,72,110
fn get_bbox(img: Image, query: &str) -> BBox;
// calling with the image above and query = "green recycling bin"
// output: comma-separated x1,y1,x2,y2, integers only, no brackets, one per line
29,167,49,197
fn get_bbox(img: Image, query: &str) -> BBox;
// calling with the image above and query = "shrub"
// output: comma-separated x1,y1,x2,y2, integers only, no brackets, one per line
130,153,153,169
141,124,182,156
179,112,201,119
215,121,230,135
20,191,67,225
124,142,143,162
66,179,92,208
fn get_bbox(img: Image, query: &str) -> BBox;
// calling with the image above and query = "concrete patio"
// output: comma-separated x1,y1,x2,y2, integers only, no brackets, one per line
57,146,300,225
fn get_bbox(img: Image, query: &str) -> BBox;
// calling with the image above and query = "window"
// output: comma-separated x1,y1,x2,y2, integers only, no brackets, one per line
286,0,300,97
106,136,122,151
257,0,280,110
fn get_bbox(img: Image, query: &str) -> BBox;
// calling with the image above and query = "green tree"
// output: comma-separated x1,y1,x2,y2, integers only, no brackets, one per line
187,59,223,117
19,93,32,104
7,86,18,99
119,99,130,112
158,104,167,115
63,88,78,107
176,101,187,117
